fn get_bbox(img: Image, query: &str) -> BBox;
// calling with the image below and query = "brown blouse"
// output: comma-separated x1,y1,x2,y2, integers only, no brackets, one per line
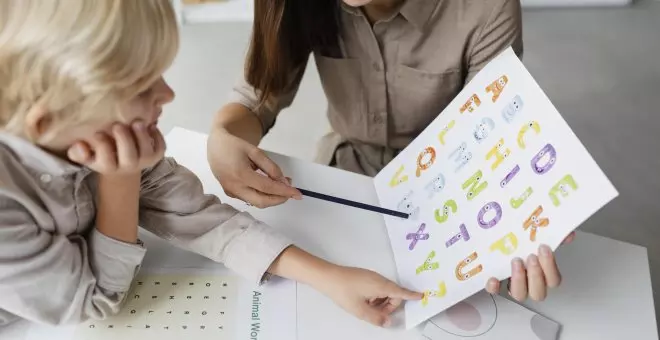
230,0,523,176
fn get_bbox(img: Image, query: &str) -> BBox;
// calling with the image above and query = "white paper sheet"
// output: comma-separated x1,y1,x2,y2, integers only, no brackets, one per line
372,47,618,329
24,270,297,340
421,291,560,340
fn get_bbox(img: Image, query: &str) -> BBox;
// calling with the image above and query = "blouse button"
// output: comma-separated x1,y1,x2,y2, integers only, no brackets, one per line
40,173,53,184
372,113,385,124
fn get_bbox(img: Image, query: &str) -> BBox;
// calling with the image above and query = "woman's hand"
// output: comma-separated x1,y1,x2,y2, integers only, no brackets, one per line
485,232,576,301
317,266,423,328
207,128,301,208
67,121,165,176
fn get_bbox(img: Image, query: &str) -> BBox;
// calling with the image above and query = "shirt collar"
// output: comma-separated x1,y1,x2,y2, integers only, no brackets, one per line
340,0,439,31
0,131,83,177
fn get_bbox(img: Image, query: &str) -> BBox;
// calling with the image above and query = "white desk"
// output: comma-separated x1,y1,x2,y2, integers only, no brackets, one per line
1,127,657,340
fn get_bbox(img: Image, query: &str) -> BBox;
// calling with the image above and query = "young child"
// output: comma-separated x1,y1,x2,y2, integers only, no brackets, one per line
0,0,422,330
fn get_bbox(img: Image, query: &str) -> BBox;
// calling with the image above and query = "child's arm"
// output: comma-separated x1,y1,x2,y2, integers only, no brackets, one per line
0,192,146,326
138,157,293,285
96,174,141,243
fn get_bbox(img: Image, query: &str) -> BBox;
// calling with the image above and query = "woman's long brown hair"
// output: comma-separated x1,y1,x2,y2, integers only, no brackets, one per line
245,0,341,110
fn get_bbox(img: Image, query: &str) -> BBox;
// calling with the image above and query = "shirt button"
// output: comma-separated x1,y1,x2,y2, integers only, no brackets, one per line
372,62,382,72
373,114,384,124
40,174,52,184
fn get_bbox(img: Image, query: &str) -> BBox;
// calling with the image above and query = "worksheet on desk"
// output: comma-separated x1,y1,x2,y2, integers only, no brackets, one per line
372,47,619,329
24,269,297,340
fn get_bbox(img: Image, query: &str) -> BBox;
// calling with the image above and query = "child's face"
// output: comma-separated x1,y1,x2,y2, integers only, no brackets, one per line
35,77,175,154
122,77,175,130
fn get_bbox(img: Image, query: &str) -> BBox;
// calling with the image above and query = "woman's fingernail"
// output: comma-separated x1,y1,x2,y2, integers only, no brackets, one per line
539,244,552,257
528,254,540,266
512,258,524,271
487,278,498,292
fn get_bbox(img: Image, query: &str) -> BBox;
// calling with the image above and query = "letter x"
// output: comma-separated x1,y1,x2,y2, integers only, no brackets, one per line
407,223,429,250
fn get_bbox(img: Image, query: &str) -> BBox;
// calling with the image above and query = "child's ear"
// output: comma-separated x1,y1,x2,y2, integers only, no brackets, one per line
24,105,52,141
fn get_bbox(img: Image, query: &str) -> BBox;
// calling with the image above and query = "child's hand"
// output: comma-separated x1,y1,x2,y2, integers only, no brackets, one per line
485,232,576,301
319,266,423,328
67,121,165,176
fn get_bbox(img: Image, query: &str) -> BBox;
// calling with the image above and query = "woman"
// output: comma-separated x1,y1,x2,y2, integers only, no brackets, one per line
208,0,574,304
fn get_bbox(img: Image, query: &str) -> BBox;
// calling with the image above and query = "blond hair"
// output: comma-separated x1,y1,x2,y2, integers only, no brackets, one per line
0,0,179,141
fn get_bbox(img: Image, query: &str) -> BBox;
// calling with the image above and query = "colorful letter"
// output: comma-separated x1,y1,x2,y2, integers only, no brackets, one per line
502,95,524,123
397,191,420,220
477,202,503,229
438,120,456,145
407,223,429,250
422,282,447,307
460,94,482,114
425,173,446,199
517,121,541,149
434,199,458,224
487,138,511,171
523,206,550,242
511,187,533,209
486,75,509,102
416,251,440,275
490,232,519,256
500,165,520,188
416,147,436,177
446,224,470,248
456,252,483,281
389,165,408,188
531,143,557,175
549,174,579,206
473,117,496,143
463,170,488,201
449,142,473,173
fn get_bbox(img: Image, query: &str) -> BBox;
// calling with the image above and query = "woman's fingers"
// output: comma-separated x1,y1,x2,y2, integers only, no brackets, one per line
508,257,528,302
248,147,284,180
247,148,302,199
485,245,562,302
239,187,290,208
485,277,500,294
562,232,576,245
538,244,562,288
244,170,301,201
526,254,547,301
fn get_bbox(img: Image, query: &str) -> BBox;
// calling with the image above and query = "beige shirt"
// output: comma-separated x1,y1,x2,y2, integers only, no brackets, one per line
0,132,291,327
231,0,523,176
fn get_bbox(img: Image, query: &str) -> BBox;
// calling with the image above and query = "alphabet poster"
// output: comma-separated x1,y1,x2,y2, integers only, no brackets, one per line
372,47,618,329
